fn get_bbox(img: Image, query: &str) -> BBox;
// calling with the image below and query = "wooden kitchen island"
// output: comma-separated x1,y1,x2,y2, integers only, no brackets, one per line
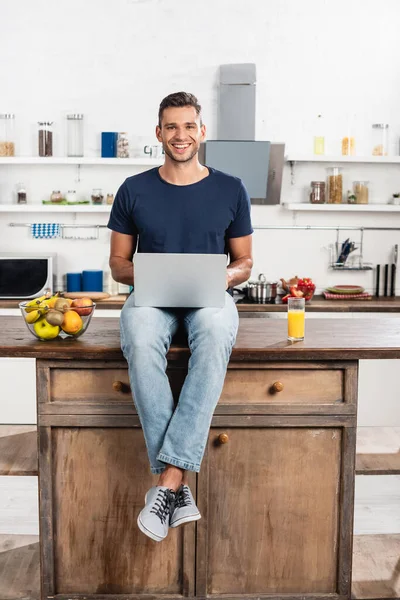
1,316,400,600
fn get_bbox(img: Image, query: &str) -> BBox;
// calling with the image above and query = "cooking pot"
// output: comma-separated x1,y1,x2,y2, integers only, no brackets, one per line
234,274,278,304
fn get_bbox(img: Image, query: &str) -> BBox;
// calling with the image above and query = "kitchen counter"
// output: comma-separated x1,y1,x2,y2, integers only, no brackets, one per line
2,316,399,600
2,294,400,312
1,315,400,360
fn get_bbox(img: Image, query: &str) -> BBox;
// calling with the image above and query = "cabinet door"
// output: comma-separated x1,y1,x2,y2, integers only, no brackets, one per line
38,425,195,597
196,422,355,598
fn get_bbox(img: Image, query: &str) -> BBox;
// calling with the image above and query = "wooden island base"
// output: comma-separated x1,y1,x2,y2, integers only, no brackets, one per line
1,316,400,600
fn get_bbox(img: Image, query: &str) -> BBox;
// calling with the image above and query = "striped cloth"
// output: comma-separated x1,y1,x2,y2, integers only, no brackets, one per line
31,223,60,239
323,291,372,300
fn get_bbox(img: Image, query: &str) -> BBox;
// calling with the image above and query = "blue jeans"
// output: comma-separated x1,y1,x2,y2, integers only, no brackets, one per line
120,292,239,474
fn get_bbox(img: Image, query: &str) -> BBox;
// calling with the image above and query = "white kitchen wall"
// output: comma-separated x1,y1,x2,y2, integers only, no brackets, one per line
1,0,400,291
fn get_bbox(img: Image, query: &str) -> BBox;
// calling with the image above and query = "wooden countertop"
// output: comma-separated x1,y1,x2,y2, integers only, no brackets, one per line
1,316,400,361
2,295,400,312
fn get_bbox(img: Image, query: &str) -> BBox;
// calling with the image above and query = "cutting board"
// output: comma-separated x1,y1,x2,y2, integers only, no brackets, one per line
63,292,110,301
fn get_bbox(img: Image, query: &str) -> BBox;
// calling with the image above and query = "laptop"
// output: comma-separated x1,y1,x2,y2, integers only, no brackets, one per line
133,253,227,308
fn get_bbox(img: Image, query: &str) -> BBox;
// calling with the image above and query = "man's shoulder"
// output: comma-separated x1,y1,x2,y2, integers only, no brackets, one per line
207,167,243,190
123,167,159,190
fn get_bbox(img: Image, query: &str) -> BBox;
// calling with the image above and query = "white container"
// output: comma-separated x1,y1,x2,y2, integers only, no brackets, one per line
66,114,84,157
0,114,15,156
372,123,389,156
65,190,77,203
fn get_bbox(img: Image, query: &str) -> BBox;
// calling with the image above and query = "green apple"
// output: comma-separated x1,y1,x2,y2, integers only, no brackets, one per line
33,316,60,340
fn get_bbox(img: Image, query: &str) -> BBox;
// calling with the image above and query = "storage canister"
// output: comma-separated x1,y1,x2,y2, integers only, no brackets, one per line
372,123,389,156
353,181,369,204
38,122,53,157
0,113,15,156
309,181,326,204
66,114,84,157
326,167,343,204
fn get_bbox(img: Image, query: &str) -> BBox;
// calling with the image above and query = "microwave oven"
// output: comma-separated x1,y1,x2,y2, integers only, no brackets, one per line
0,253,57,299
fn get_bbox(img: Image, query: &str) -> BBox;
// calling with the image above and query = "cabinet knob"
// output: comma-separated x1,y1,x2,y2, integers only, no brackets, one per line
218,433,229,444
113,380,130,393
271,381,284,393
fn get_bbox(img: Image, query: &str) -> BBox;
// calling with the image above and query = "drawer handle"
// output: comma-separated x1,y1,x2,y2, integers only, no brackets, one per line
113,380,131,393
271,381,284,393
218,433,229,445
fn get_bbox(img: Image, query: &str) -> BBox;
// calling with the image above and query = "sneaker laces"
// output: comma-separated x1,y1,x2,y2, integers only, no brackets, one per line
150,488,175,524
175,485,192,508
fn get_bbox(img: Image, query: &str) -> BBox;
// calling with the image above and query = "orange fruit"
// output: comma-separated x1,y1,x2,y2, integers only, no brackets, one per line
61,310,83,335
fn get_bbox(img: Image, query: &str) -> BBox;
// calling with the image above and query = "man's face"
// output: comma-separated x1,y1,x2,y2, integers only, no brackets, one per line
156,105,206,164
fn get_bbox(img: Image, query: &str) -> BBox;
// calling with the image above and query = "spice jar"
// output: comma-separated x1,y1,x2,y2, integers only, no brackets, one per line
372,124,389,156
117,132,129,158
16,182,27,204
106,193,114,205
91,188,104,205
38,122,53,157
309,181,326,204
50,190,63,204
65,190,77,203
327,167,343,204
353,181,369,204
66,114,84,157
0,114,15,156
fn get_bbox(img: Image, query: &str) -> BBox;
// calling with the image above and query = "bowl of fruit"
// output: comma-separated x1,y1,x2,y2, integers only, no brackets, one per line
19,294,96,340
280,276,316,303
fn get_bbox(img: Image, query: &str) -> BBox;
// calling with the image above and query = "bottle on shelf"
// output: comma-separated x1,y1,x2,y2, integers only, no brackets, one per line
66,114,84,157
313,114,325,155
372,123,389,156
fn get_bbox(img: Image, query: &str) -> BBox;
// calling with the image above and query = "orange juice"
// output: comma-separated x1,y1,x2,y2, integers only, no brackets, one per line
288,310,305,340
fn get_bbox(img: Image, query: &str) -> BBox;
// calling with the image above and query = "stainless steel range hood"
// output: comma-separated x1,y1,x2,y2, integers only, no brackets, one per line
200,63,285,205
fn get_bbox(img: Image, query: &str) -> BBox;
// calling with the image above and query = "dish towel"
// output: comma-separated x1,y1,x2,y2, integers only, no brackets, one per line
31,223,61,239
323,291,372,300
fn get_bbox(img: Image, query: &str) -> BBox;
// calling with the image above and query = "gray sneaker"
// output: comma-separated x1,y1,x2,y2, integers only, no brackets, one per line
137,486,176,542
169,484,201,528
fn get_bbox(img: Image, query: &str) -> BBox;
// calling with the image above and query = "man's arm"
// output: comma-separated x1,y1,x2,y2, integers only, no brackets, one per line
226,234,253,288
109,231,138,286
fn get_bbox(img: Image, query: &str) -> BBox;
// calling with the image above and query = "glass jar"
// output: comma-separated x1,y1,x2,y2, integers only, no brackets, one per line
65,190,77,203
38,122,53,157
353,180,369,204
341,136,355,156
16,182,27,204
0,114,15,156
327,167,343,204
313,114,324,155
309,181,326,204
91,188,104,205
50,190,63,204
372,123,389,156
66,114,84,157
106,193,114,205
117,132,129,158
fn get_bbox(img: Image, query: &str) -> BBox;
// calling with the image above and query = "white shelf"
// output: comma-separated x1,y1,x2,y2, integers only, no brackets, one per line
286,155,400,163
0,204,111,213
0,157,163,166
283,203,400,212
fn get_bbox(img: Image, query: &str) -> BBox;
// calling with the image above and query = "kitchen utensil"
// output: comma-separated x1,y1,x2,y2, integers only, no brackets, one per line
384,263,389,297
375,264,380,297
63,291,110,300
325,285,365,294
390,263,396,297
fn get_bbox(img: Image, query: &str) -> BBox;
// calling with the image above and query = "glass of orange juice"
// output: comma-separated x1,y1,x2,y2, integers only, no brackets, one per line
287,297,305,341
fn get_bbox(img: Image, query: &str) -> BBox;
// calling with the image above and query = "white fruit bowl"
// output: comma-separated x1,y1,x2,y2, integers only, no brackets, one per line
19,300,96,341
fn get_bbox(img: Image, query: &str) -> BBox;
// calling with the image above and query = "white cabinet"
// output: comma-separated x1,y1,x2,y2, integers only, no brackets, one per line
0,358,36,424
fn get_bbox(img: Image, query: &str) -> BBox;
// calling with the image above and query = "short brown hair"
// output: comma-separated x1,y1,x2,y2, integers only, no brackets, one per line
158,92,202,127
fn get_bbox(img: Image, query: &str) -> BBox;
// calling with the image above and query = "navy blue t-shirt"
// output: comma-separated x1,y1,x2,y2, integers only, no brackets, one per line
107,167,253,255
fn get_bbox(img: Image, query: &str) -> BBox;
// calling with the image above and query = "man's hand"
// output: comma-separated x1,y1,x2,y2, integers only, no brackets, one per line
226,235,253,289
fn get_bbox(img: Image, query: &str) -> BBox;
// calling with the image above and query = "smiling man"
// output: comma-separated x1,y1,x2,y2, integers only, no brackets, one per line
107,91,253,542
